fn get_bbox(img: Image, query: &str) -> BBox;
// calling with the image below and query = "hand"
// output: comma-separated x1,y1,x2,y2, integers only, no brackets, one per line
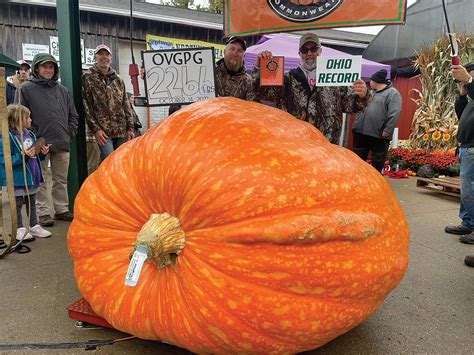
95,130,108,146
382,131,391,139
459,83,468,96
452,64,471,83
40,144,50,155
352,79,368,98
127,130,135,141
24,147,36,158
140,66,145,80
256,51,273,68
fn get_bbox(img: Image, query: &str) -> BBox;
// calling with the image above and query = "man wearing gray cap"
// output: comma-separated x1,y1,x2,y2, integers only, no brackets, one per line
446,62,474,267
254,33,369,144
14,60,31,88
82,44,135,163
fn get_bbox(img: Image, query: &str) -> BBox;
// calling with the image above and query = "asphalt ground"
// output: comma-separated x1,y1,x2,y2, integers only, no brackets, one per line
0,176,472,354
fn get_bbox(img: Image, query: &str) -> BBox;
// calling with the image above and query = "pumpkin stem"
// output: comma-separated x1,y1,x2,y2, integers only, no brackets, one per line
135,213,185,269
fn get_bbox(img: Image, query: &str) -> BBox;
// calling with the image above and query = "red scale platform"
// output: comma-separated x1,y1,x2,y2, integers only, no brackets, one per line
67,298,114,329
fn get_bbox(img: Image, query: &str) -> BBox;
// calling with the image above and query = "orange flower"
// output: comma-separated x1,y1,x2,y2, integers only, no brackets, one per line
432,131,442,141
422,133,430,141
443,133,451,141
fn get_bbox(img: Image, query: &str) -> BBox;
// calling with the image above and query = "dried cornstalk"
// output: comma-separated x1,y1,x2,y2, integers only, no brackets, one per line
409,34,472,151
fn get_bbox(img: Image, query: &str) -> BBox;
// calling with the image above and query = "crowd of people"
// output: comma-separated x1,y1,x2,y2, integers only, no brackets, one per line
1,33,473,267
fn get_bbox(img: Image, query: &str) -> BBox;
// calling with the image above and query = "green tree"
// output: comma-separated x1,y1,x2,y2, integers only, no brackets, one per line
159,0,194,8
208,0,223,13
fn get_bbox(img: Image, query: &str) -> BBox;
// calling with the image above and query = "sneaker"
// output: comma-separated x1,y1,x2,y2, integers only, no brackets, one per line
459,234,474,244
465,255,474,267
39,215,54,227
444,224,472,235
30,224,52,238
16,227,35,242
54,211,74,221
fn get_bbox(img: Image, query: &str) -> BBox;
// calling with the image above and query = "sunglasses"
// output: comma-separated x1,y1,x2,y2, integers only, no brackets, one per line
300,46,320,54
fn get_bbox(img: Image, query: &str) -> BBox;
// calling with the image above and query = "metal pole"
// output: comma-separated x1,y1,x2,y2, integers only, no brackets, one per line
56,0,88,211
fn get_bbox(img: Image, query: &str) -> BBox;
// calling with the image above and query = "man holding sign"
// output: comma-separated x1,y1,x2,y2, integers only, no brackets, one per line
254,33,369,144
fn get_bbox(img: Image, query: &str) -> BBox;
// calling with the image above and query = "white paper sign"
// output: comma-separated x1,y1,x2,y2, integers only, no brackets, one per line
85,48,95,65
50,36,86,63
316,56,362,87
50,36,60,61
142,48,216,106
22,43,50,61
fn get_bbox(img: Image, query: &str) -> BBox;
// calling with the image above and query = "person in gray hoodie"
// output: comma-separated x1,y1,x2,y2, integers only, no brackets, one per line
352,69,402,174
19,53,78,227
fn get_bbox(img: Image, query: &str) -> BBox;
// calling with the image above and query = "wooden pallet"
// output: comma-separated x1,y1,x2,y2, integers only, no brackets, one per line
416,177,460,198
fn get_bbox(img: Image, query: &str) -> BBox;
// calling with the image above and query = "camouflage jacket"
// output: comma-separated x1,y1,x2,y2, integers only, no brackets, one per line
216,59,256,101
254,66,370,144
82,65,134,138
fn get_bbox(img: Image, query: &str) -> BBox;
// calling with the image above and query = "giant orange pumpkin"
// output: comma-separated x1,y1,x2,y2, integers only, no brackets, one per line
68,97,409,353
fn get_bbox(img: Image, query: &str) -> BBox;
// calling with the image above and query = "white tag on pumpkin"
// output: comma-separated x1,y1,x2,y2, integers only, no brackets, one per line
125,245,148,287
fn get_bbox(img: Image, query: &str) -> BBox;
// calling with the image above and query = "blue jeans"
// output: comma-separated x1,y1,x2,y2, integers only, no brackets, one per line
99,137,128,161
459,147,474,229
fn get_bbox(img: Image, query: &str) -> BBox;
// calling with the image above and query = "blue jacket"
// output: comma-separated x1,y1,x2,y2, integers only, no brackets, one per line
6,82,16,105
0,130,44,188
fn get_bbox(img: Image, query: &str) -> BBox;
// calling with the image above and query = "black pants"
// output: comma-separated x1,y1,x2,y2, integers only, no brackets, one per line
15,193,38,228
352,132,390,174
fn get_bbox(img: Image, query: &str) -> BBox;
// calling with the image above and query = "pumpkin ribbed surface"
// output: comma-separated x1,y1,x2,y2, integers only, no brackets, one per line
67,97,409,353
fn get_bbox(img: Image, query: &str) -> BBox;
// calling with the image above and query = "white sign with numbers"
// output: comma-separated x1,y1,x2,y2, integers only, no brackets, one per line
142,48,216,106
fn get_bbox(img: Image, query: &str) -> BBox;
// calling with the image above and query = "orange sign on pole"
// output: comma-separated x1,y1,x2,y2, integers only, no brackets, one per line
224,0,408,37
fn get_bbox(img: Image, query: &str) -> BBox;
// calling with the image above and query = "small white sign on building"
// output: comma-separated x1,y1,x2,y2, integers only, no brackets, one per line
85,48,95,66
22,43,50,61
50,36,86,63
50,36,60,61
316,56,362,87
142,47,217,106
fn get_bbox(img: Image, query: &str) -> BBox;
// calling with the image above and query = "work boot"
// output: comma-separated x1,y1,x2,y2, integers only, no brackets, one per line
444,224,472,235
459,234,474,244
464,255,474,267
54,211,74,221
39,215,54,227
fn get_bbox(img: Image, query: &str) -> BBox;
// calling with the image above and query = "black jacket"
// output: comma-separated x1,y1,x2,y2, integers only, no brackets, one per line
455,81,474,147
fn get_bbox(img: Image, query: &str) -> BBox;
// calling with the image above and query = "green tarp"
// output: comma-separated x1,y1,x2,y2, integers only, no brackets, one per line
0,53,20,77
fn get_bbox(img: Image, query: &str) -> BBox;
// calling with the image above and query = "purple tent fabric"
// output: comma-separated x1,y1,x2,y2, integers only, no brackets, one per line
245,33,391,80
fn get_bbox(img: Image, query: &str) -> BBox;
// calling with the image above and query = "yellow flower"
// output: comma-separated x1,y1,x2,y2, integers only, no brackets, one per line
432,131,442,141
422,133,430,141
443,133,451,141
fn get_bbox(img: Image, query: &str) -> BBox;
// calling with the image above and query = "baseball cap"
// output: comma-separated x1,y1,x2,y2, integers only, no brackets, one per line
94,44,112,55
17,59,31,68
225,36,247,50
299,33,320,49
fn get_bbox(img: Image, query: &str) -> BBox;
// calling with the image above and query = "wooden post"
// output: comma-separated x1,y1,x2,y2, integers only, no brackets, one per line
0,68,18,257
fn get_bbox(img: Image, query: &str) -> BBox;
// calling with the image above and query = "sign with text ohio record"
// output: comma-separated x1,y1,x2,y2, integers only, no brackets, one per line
142,48,216,106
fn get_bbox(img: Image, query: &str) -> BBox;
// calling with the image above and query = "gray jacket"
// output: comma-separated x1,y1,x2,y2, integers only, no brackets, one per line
19,53,78,153
353,83,402,139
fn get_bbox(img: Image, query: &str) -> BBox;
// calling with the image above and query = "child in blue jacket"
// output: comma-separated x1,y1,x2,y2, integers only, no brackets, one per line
0,104,52,241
